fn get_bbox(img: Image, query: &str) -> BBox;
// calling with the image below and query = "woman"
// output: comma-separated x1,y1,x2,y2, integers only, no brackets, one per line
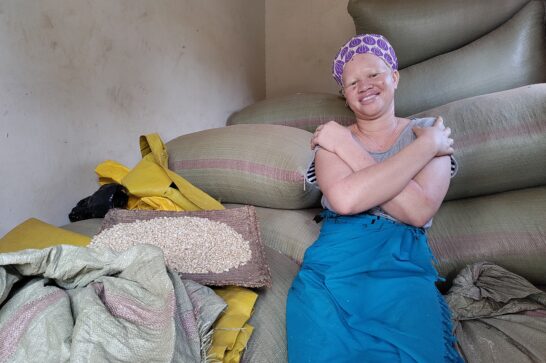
286,34,464,362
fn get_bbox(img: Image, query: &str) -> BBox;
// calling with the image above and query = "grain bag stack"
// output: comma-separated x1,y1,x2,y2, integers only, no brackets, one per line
226,90,546,284
166,1,546,289
164,1,546,361
414,85,546,286
168,83,546,289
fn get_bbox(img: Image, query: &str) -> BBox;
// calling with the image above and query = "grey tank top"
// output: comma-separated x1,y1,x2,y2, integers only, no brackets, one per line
306,117,458,228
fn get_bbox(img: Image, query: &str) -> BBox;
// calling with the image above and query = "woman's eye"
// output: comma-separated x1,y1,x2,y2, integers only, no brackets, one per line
370,73,379,78
343,80,360,90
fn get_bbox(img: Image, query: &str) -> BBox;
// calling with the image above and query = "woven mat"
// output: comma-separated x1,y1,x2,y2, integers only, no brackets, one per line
99,206,271,288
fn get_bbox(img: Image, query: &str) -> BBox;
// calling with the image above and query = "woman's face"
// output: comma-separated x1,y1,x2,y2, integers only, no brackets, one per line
341,53,399,120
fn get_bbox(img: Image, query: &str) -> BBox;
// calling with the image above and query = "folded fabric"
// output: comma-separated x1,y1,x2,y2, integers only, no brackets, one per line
0,218,90,253
95,133,224,211
209,286,258,362
222,324,254,363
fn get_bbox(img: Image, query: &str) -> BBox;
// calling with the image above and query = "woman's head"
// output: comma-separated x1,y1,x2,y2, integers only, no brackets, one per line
332,34,398,88
333,34,399,119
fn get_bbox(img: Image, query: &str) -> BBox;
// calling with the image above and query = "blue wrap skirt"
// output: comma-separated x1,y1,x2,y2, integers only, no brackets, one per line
286,211,463,363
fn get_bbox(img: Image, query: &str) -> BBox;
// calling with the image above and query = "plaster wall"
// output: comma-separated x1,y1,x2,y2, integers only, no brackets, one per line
265,0,354,97
0,0,265,235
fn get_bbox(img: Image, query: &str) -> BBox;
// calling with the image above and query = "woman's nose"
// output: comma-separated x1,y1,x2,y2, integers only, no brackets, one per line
357,80,371,92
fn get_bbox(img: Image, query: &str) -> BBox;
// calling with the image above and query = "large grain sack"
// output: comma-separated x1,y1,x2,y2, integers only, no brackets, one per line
349,0,546,115
348,0,530,69
429,186,546,289
166,124,321,209
413,84,546,201
226,204,321,264
227,93,355,132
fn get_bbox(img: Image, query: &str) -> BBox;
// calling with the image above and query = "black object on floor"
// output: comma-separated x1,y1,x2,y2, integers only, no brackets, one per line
69,183,129,222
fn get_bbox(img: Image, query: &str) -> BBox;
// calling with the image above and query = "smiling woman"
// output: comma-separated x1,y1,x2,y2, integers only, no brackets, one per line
286,33,464,363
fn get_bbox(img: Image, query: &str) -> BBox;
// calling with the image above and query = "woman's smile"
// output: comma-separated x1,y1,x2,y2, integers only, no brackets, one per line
358,91,380,104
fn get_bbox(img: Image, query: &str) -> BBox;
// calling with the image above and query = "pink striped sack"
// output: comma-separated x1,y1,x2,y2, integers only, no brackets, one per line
166,124,321,209
429,186,546,289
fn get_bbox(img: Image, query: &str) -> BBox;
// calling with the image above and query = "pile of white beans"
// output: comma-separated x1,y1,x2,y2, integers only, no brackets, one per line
90,216,252,273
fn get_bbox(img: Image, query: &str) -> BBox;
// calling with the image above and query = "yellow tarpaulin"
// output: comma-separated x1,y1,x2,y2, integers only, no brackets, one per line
95,134,224,211
0,218,90,253
209,286,258,363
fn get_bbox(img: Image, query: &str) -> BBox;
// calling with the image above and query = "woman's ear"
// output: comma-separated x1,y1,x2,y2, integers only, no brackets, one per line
392,70,400,90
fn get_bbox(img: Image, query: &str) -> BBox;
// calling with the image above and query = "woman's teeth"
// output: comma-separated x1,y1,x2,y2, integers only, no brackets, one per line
361,94,377,102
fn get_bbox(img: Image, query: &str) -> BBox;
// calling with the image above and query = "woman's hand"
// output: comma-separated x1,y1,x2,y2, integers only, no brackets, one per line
310,121,352,153
412,116,454,156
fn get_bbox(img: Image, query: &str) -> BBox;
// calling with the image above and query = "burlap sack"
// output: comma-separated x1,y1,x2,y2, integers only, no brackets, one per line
429,186,546,289
413,84,546,201
226,93,355,132
166,124,322,209
349,0,546,116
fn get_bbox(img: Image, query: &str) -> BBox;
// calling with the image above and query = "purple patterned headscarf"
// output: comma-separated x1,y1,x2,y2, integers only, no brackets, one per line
332,34,398,87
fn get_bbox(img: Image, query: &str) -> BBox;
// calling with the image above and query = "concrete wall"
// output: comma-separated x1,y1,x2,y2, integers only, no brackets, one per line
265,0,354,97
0,0,265,235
